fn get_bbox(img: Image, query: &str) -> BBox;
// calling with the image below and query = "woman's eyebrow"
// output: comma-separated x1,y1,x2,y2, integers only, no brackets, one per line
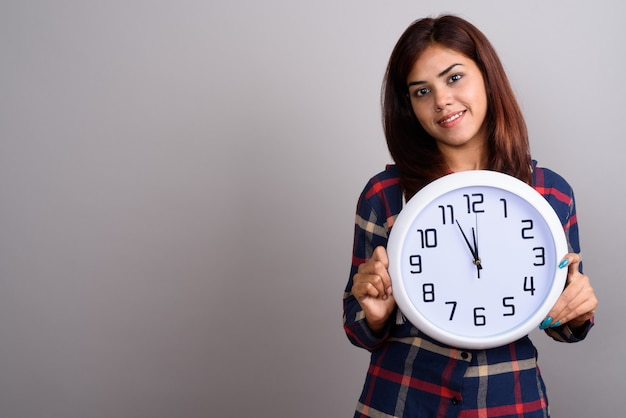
407,63,463,87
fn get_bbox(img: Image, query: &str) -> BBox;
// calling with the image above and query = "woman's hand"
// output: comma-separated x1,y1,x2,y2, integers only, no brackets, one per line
540,253,598,331
351,246,397,334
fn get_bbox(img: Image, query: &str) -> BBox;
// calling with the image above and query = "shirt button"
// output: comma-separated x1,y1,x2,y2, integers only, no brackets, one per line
451,398,460,405
461,352,469,360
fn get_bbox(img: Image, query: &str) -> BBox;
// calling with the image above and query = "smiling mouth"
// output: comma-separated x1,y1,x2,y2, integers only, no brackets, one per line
438,111,465,125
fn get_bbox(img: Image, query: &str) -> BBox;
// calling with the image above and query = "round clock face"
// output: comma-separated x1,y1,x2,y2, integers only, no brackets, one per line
387,171,568,349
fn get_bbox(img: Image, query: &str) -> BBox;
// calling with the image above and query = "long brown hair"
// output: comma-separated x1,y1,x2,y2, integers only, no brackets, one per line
382,15,532,199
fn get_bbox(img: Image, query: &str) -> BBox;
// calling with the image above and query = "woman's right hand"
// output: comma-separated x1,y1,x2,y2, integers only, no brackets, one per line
351,246,397,334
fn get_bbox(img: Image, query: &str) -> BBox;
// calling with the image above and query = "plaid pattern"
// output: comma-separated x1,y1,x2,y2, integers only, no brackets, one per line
343,163,593,417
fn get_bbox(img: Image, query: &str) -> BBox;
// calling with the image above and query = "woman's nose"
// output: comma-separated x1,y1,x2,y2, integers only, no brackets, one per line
434,88,452,111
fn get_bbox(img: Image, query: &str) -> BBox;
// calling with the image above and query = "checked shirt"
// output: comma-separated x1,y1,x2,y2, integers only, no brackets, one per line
343,163,593,418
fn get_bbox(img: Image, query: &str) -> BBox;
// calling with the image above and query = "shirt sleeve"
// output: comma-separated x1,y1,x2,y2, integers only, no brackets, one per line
534,165,594,342
342,176,398,351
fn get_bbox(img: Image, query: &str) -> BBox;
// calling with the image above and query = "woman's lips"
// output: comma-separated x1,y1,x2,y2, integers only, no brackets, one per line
438,110,466,127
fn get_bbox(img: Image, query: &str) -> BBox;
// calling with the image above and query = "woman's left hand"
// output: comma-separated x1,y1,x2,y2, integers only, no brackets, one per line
540,253,598,330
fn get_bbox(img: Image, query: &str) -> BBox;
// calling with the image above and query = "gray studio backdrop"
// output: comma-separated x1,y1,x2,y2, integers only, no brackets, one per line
1,1,623,417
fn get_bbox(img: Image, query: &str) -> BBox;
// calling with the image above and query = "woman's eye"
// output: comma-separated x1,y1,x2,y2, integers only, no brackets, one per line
449,73,463,83
412,87,430,97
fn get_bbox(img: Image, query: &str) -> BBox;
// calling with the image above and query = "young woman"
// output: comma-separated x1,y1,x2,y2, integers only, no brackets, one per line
343,15,598,417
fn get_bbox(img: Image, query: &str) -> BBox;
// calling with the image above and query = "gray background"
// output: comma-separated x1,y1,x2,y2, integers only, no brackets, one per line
1,1,622,417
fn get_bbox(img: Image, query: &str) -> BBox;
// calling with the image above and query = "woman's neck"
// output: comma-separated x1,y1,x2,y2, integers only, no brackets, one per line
441,147,488,172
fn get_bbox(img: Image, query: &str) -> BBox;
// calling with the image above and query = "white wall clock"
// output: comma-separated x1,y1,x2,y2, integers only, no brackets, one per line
387,170,568,349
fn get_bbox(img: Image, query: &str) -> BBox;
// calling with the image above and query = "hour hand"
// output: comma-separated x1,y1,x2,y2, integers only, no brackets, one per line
456,220,482,277
471,226,482,273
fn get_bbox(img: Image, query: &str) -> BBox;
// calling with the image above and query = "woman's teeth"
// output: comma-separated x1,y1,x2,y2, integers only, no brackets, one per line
440,111,464,124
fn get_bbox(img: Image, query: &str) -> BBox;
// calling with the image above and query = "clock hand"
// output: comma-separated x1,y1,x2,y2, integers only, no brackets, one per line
471,225,483,278
455,220,482,278
472,227,479,260
456,220,478,260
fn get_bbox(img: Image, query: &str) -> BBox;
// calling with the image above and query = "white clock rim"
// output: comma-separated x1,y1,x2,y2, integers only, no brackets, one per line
387,170,569,350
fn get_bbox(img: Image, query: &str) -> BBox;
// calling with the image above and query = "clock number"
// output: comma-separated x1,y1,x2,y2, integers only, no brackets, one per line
409,255,422,274
445,301,457,320
500,198,508,218
503,297,515,316
416,228,437,248
438,204,454,225
521,219,534,239
422,283,435,303
463,193,485,214
524,276,536,296
533,247,545,266
473,307,486,326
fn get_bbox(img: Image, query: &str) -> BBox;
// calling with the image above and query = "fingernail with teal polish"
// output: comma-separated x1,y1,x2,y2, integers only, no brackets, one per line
539,317,553,330
550,320,561,328
558,259,569,269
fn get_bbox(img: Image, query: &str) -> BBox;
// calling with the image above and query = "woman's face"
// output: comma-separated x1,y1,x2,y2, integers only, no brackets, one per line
406,45,489,153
